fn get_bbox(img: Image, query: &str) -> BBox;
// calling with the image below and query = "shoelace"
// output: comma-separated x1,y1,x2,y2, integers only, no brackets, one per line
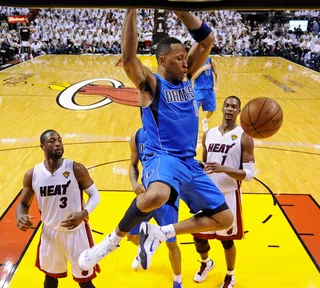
197,260,209,275
222,275,232,288
94,238,118,258
93,242,110,258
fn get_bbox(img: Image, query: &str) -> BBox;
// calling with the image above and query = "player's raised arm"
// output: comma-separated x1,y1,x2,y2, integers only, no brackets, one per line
121,9,156,106
174,11,214,78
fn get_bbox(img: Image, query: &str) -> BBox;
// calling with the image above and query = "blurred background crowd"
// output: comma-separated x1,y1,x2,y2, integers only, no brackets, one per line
0,7,319,71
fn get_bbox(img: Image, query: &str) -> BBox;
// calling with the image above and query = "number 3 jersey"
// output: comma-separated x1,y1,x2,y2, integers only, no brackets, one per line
205,125,244,193
32,159,85,231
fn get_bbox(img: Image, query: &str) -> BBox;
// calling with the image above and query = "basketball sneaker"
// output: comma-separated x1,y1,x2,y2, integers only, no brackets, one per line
78,235,119,270
221,274,236,288
202,118,208,132
193,259,215,283
139,222,166,270
132,256,141,271
173,281,184,288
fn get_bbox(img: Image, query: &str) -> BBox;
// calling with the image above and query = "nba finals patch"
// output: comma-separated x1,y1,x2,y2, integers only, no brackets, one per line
63,171,70,179
231,135,238,140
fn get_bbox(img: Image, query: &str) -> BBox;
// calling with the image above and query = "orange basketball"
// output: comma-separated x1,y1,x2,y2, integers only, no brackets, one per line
240,97,283,139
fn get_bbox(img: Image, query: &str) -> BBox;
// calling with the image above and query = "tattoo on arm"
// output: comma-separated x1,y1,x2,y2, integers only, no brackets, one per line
130,165,139,182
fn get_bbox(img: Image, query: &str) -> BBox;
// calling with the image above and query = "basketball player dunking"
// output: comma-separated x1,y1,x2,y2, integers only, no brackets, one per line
16,130,101,288
78,9,233,273
192,96,255,288
127,128,182,288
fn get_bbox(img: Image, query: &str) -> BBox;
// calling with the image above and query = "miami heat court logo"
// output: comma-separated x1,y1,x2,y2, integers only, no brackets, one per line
33,78,139,110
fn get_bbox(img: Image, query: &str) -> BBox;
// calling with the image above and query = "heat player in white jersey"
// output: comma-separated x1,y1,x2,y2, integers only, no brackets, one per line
193,96,255,288
16,130,101,288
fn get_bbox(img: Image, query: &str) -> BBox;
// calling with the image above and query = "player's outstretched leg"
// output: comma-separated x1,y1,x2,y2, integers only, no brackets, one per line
78,235,119,271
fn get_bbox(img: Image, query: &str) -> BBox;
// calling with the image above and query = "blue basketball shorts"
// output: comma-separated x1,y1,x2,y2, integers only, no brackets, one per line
194,88,216,112
142,151,227,215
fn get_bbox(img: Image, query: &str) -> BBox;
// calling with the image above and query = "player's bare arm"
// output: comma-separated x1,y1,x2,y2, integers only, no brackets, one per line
205,133,255,181
129,133,146,195
73,162,94,190
122,9,156,107
191,63,211,82
202,131,209,163
16,168,35,231
61,162,99,229
212,59,218,93
174,11,214,78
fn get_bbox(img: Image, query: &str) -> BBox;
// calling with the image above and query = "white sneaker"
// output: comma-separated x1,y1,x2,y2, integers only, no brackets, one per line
202,118,208,132
132,256,141,271
139,222,164,270
220,274,236,288
78,236,119,270
193,259,215,283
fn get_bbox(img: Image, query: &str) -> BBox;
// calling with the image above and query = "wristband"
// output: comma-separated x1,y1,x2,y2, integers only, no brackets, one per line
188,21,212,43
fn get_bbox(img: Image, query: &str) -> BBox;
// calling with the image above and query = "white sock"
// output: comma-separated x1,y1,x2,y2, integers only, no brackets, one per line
159,224,176,241
226,269,234,276
108,230,124,245
174,274,182,283
202,257,211,263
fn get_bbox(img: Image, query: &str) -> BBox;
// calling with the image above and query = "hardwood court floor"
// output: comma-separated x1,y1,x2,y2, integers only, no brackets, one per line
0,55,319,288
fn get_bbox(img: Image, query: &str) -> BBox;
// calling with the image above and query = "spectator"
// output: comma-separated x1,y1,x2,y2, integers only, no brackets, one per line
20,21,32,58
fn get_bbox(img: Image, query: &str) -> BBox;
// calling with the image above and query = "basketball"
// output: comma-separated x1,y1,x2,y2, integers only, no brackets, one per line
240,97,283,139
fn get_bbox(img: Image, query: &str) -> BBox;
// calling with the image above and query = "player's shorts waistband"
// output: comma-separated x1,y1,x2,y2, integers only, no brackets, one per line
144,148,196,160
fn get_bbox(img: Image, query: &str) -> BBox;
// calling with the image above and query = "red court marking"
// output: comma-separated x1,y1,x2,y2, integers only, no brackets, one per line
0,193,41,286
79,85,139,107
276,194,320,270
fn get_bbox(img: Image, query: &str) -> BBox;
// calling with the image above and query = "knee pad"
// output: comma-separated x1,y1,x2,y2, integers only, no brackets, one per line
193,236,211,254
118,198,150,232
221,240,234,250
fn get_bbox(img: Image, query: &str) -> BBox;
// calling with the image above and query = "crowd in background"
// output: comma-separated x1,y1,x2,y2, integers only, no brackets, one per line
0,7,319,72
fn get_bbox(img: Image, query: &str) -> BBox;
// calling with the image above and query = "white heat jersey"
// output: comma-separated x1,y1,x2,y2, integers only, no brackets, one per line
205,125,244,193
32,159,84,231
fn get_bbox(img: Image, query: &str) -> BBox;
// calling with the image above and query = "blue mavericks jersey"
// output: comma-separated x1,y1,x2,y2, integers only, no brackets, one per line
135,128,147,164
142,74,198,158
194,58,214,90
